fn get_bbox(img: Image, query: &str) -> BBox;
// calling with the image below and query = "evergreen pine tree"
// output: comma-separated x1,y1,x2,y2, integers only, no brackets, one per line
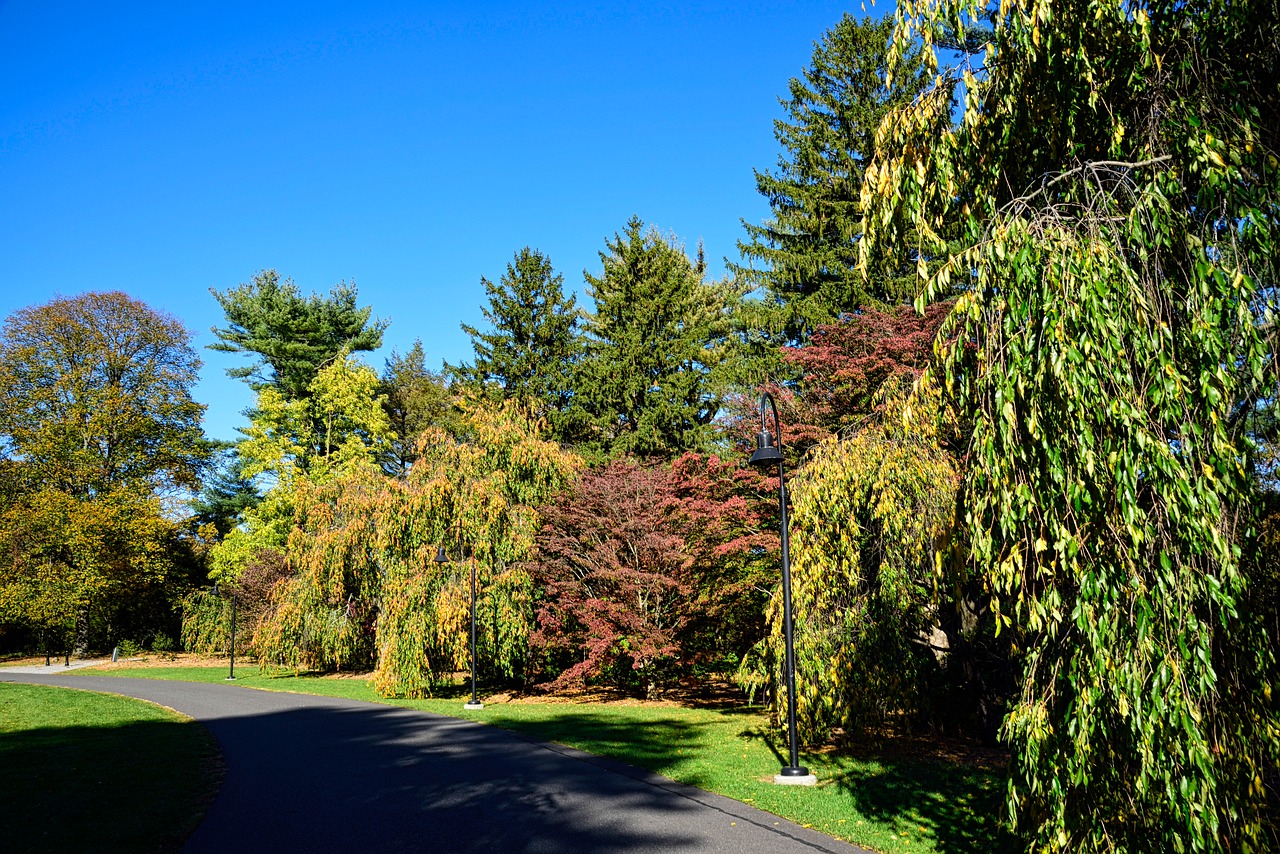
574,217,739,460
209,270,387,400
448,247,580,435
380,341,453,477
732,14,929,345
189,446,261,537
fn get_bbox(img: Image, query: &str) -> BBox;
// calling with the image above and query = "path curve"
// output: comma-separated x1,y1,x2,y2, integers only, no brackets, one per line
0,673,866,854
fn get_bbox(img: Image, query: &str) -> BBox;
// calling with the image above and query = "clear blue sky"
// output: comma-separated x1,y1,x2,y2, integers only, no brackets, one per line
1,1,878,443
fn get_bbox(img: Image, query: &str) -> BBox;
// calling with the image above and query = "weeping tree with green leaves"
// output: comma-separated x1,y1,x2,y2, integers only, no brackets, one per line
373,398,580,696
250,396,579,695
185,351,397,657
862,0,1280,849
781,381,960,741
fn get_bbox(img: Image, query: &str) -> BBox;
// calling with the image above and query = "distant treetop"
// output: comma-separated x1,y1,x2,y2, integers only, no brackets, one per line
209,269,387,400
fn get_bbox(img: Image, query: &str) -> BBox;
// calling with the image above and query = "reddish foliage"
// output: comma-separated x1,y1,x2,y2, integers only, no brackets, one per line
531,455,779,697
784,300,952,438
666,453,779,663
721,384,830,461
233,547,292,629
532,461,690,698
719,304,949,460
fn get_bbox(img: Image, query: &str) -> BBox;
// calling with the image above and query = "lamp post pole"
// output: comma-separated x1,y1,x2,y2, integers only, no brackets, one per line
213,583,237,681
228,590,238,681
435,539,484,711
749,391,815,785
468,555,480,709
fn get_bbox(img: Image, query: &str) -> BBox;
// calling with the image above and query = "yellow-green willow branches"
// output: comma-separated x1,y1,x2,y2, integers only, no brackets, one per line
861,0,1280,849
239,349,395,486
374,398,580,696
202,350,395,595
249,397,579,692
776,383,958,741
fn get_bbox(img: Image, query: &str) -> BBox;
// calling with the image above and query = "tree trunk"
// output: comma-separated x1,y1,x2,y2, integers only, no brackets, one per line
74,605,91,656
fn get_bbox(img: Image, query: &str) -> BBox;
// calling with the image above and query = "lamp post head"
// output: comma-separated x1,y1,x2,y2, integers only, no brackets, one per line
433,545,449,564
749,429,783,466
212,582,220,596
747,390,784,467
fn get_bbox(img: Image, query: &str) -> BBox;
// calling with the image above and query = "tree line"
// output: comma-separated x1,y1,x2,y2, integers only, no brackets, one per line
1,5,1278,851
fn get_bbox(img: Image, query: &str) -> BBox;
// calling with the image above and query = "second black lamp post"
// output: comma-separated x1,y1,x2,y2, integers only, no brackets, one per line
749,391,815,785
212,581,237,681
434,540,484,710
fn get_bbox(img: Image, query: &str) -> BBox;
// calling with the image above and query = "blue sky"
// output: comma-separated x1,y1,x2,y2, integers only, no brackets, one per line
1,1,876,442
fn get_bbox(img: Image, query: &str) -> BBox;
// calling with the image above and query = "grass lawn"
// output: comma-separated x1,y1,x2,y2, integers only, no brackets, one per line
0,682,221,853
83,664,1013,854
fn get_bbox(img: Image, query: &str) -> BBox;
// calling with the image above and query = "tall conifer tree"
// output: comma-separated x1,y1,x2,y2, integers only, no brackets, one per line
574,217,739,460
380,341,452,477
733,14,928,345
449,248,579,436
210,270,387,400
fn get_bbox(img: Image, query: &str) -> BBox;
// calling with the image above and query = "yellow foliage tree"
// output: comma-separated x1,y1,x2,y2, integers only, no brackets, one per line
248,396,579,695
777,381,958,740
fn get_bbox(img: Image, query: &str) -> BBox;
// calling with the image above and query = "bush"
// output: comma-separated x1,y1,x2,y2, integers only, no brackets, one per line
116,639,144,658
151,632,177,653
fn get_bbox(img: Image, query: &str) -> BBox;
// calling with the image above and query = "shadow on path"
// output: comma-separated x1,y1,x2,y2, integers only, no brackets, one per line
1,675,864,854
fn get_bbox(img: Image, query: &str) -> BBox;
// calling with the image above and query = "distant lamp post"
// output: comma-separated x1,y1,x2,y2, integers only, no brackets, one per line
434,540,484,711
748,391,815,786
212,582,238,681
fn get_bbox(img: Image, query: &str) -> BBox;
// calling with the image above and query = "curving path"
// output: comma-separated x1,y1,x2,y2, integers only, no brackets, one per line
0,673,866,854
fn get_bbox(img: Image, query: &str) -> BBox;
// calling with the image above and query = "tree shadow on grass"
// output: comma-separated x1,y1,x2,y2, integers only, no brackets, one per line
821,752,1018,854
0,715,219,853
737,724,1017,854
4,674,858,854
469,708,723,788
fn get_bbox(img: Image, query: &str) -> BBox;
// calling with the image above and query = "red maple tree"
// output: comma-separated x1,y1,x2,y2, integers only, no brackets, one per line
531,455,778,698
783,300,953,437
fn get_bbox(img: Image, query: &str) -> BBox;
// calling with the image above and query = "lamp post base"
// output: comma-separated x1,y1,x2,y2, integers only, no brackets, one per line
463,701,485,711
225,676,237,681
774,767,816,786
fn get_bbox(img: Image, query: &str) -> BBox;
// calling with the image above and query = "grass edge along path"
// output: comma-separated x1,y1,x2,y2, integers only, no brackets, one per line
0,682,222,854
83,665,1012,854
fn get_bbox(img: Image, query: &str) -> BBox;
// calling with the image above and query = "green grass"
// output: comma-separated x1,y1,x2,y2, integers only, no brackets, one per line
85,665,1013,854
0,682,220,853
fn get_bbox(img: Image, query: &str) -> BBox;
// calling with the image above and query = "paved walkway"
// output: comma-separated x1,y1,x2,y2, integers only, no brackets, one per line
0,672,867,854
1,658,113,674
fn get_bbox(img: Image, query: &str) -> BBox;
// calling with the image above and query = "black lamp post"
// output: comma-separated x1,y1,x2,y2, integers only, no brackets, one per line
213,582,237,681
748,391,814,785
434,541,484,710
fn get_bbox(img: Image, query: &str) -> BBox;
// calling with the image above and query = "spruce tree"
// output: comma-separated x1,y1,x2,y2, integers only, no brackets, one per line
449,248,579,433
733,14,928,345
574,217,739,460
380,341,452,477
189,446,261,537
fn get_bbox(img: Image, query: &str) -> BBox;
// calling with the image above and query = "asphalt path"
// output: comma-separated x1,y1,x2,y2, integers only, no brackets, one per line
1,673,867,854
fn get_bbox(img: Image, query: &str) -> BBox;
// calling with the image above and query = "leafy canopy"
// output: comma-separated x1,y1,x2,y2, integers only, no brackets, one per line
863,0,1280,848
209,269,387,400
0,291,207,497
0,291,208,649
